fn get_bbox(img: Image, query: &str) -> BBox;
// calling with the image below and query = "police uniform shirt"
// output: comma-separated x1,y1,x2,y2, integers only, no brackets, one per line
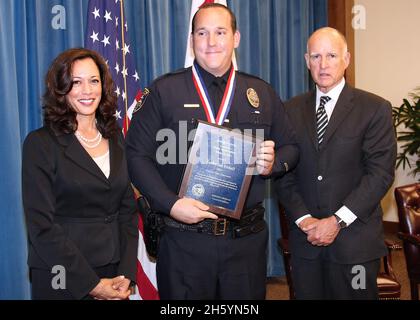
126,63,298,216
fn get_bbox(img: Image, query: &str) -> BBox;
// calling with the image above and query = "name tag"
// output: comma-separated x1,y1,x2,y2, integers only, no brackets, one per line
184,104,200,108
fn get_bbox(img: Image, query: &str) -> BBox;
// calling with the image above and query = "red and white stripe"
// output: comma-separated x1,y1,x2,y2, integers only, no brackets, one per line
130,214,159,300
192,63,236,125
127,90,159,300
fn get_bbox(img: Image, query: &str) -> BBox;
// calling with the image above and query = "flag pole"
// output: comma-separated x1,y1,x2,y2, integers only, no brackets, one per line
119,0,130,133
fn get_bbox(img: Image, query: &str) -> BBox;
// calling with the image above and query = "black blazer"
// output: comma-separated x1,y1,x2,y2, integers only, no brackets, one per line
276,84,397,264
22,127,138,299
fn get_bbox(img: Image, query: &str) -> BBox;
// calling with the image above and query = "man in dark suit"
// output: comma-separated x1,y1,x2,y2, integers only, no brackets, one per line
275,27,397,299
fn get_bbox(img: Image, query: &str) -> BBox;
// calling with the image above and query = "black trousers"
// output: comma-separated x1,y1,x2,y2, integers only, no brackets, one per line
30,263,118,300
156,223,268,300
291,254,380,300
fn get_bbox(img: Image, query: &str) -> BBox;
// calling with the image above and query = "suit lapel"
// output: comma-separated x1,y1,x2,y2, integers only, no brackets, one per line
56,133,109,184
302,91,318,149
321,84,354,147
108,133,123,182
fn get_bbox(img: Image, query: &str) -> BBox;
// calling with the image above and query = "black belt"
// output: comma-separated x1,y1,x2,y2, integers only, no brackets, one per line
162,203,265,238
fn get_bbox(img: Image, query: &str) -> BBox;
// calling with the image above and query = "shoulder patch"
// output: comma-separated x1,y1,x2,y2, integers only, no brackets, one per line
133,87,150,114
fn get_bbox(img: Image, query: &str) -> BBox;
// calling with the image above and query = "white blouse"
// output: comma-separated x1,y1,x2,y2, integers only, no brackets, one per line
92,150,110,178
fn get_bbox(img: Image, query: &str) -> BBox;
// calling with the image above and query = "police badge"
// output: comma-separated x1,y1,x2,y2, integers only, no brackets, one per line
133,87,150,114
246,88,260,108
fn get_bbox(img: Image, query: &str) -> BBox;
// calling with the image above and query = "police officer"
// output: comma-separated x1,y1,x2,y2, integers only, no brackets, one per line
126,3,298,299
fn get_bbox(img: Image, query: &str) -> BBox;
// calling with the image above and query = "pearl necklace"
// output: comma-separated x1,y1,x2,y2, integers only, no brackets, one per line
75,130,102,149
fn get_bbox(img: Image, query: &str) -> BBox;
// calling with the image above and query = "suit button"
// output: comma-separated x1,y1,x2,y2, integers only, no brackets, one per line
317,175,323,181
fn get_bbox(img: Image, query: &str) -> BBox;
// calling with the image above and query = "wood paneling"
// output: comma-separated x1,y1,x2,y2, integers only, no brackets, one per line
328,0,355,86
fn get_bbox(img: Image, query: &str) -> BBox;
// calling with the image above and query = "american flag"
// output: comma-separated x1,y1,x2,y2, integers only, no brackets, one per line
85,0,141,134
85,0,158,300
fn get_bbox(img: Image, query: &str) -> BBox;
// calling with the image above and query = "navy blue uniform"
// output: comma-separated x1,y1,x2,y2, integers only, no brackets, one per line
126,65,298,299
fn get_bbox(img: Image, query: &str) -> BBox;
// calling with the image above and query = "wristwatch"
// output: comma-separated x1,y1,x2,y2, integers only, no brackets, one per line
334,214,347,229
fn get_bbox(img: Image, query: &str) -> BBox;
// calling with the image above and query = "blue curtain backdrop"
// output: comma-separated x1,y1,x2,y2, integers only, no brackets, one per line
0,0,327,299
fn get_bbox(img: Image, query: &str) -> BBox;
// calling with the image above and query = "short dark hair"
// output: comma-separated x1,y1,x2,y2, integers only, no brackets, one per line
191,3,237,34
42,47,118,139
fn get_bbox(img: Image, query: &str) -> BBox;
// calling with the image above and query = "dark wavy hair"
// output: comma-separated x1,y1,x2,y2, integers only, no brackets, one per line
191,3,237,33
43,47,118,138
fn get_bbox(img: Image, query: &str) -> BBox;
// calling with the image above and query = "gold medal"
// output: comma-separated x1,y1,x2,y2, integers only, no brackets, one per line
247,88,260,108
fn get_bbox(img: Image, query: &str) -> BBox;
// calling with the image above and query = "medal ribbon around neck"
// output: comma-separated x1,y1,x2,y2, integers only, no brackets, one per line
192,63,236,125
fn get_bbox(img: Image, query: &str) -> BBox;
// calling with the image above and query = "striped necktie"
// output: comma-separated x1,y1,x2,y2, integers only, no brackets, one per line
316,96,331,145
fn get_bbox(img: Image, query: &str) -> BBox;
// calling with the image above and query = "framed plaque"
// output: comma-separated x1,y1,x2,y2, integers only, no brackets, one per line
178,120,260,220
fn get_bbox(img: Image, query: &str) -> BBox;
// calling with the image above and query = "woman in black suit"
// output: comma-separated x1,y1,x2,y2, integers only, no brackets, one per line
22,48,138,300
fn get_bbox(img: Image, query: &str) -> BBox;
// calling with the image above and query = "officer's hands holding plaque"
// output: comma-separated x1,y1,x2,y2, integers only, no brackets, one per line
256,140,275,176
170,197,217,224
178,121,263,220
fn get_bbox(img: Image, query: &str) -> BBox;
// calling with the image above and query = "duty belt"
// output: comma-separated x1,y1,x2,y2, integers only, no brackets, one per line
162,203,265,238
